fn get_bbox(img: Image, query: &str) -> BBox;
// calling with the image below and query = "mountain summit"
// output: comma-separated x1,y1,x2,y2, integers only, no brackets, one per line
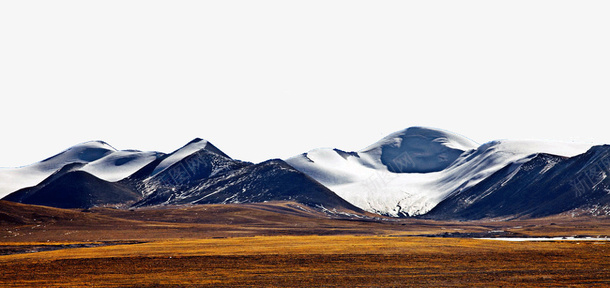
360,126,479,173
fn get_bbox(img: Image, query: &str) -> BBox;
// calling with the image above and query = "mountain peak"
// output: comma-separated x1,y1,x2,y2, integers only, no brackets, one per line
185,138,206,145
361,126,479,173
150,138,231,176
83,140,115,148
363,127,479,152
39,140,117,165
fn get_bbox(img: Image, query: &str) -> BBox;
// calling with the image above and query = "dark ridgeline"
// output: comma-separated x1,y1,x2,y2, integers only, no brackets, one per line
135,158,361,212
4,170,140,209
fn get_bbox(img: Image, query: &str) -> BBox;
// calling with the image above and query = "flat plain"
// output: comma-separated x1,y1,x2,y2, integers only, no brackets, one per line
1,201,609,287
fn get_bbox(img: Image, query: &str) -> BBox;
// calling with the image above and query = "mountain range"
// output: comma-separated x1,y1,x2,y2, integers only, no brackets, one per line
1,127,609,220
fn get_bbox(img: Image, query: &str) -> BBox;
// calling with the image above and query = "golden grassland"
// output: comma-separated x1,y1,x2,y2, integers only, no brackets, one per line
0,235,609,287
1,201,610,287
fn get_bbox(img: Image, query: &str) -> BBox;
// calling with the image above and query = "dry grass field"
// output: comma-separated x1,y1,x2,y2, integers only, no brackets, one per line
1,236,609,287
1,201,609,287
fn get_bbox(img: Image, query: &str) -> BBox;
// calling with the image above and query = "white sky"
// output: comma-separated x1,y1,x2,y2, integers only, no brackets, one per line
1,1,609,168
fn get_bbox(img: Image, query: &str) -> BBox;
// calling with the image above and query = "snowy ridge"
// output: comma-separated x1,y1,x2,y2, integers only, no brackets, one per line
151,138,211,176
139,142,246,197
0,141,160,198
0,141,115,197
360,127,479,173
81,150,162,182
287,127,593,217
361,126,478,154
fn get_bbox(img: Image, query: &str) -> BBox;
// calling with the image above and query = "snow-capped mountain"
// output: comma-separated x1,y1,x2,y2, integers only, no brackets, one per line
140,138,249,194
0,141,161,198
1,138,360,213
425,145,610,219
135,159,361,212
2,127,607,219
286,127,593,217
132,139,359,212
149,138,231,177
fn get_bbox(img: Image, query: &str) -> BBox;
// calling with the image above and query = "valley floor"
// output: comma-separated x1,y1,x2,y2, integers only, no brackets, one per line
1,236,609,287
1,201,609,287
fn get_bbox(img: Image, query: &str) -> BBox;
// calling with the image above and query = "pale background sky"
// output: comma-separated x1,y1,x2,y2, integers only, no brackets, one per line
1,1,609,168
